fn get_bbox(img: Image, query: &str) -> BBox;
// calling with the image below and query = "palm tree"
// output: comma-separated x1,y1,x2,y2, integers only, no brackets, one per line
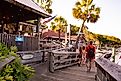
70,24,80,35
34,0,53,14
50,16,68,33
72,0,100,48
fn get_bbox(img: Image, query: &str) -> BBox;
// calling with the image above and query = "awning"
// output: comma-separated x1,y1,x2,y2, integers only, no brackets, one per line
15,0,51,18
4,0,51,18
0,0,51,23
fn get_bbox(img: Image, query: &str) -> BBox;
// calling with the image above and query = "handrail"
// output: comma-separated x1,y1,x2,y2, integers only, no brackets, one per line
17,49,52,64
95,57,121,81
48,50,79,72
0,56,15,71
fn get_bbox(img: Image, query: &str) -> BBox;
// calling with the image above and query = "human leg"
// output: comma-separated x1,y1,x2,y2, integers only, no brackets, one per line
86,58,90,71
86,58,92,72
77,54,82,66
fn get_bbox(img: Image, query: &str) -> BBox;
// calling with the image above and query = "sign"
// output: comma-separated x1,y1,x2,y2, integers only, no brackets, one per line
15,36,24,42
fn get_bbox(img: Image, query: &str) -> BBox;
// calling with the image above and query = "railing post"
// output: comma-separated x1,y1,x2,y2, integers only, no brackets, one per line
112,47,116,62
42,50,45,62
48,52,54,73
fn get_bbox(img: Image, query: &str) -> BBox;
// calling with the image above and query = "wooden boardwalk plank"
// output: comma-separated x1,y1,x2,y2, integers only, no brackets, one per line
30,63,96,81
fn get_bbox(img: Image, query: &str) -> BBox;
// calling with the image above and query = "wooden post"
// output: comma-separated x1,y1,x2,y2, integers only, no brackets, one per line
42,50,45,62
48,52,54,73
68,24,71,47
37,17,41,50
65,32,67,47
112,47,116,62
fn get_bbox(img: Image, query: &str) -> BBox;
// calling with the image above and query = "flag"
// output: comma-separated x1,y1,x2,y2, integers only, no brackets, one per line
42,15,56,24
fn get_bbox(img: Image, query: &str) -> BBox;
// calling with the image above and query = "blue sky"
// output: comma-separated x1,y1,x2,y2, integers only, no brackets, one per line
51,0,121,39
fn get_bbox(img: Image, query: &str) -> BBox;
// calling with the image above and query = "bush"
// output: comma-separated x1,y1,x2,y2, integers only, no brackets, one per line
0,43,35,81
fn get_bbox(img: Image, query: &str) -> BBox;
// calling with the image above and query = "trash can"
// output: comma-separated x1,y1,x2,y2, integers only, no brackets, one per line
15,36,24,51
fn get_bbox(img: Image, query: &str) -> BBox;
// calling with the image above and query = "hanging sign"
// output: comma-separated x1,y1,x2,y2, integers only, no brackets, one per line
15,36,24,42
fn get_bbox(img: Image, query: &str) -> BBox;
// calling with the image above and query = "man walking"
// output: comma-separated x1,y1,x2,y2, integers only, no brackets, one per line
86,41,95,72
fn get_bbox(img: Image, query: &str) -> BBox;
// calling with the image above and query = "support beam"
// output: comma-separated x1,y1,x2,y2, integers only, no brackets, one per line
37,17,41,50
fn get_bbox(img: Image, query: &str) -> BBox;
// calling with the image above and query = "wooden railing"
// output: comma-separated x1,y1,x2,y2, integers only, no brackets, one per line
48,50,79,72
0,56,15,71
95,57,121,81
17,49,51,64
0,33,38,51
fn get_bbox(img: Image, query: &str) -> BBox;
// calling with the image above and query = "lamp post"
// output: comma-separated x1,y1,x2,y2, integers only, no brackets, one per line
64,24,68,47
66,24,71,47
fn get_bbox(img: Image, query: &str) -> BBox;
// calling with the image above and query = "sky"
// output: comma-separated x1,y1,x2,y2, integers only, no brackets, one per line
51,0,121,39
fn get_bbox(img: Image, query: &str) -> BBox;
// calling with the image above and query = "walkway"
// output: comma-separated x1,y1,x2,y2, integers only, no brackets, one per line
30,63,96,81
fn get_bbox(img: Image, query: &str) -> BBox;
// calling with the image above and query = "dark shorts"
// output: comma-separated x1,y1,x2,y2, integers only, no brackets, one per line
86,57,94,63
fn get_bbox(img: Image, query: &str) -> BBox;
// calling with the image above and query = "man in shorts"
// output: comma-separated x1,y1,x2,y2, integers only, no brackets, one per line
86,41,95,72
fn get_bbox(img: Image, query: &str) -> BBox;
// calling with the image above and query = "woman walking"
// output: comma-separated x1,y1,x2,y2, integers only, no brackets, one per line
77,46,82,67
81,46,86,65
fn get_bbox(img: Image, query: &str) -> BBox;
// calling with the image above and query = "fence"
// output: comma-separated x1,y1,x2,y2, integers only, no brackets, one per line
0,33,38,51
17,49,51,64
48,49,79,72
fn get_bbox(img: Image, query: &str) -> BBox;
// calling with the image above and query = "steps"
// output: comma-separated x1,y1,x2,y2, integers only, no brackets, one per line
30,64,96,81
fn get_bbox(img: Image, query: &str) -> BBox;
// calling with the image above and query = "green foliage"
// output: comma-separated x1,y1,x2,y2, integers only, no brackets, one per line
72,0,100,23
0,43,19,60
0,43,35,81
0,58,35,81
50,16,68,33
35,0,53,14
96,34,121,46
86,31,121,46
70,24,80,35
0,43,10,60
10,46,18,53
82,28,121,46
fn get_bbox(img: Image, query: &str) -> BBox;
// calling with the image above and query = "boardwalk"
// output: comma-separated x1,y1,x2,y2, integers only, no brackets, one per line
30,63,96,81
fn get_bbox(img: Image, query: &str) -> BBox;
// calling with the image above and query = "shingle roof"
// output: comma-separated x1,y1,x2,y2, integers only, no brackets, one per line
42,29,65,39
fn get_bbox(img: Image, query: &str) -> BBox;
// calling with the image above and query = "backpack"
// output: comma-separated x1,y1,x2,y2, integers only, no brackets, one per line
88,46,95,58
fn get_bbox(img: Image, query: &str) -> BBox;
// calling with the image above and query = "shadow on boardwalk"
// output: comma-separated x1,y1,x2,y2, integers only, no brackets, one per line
30,62,96,81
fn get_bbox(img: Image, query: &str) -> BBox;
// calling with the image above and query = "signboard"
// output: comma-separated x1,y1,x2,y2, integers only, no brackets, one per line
15,36,24,42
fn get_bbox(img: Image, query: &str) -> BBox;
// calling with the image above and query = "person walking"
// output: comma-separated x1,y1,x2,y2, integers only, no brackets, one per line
85,41,95,72
81,46,86,65
77,46,82,67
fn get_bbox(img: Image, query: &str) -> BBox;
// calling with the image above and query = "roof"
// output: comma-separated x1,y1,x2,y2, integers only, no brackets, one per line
4,0,51,18
42,29,65,39
42,29,77,41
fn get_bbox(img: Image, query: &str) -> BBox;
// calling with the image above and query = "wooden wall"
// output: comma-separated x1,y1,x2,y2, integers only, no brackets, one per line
0,33,38,51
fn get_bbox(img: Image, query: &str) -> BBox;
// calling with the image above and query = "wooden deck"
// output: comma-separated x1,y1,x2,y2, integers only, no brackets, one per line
30,63,96,81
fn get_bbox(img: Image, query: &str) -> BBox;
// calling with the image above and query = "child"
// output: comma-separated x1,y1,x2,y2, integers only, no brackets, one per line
81,46,86,65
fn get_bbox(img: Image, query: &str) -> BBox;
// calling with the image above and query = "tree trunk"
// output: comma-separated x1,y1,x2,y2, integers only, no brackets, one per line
75,20,86,49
